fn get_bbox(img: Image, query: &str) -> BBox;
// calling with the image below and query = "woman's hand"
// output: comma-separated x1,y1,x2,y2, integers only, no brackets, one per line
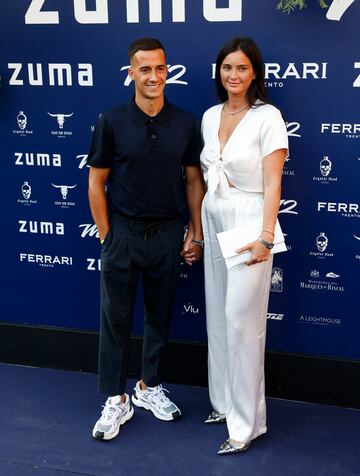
180,234,203,265
235,240,271,266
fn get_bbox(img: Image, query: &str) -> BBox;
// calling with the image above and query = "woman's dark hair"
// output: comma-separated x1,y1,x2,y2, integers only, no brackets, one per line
215,37,268,106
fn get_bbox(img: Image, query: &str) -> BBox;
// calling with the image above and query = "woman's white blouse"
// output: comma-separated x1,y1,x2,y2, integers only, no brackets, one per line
200,102,289,198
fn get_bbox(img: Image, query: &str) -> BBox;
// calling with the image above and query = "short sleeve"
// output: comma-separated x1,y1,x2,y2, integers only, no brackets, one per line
182,116,201,167
86,113,114,168
260,108,289,160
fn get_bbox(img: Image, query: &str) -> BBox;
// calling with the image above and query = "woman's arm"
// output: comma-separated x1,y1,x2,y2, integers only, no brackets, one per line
235,148,287,266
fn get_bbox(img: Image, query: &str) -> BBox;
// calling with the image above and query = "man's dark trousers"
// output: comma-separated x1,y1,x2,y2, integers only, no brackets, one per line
98,212,183,396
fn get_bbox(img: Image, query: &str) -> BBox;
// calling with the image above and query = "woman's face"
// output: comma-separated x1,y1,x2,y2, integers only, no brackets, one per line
220,49,256,98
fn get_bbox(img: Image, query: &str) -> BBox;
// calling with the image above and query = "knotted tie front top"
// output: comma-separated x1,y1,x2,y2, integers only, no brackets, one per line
200,102,289,198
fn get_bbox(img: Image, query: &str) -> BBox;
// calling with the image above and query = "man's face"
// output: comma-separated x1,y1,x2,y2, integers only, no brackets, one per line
128,49,167,101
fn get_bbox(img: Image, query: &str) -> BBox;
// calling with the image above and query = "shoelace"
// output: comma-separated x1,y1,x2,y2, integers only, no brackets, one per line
147,385,172,407
101,403,124,422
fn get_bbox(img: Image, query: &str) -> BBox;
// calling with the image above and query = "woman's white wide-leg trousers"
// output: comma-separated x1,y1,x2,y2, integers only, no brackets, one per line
202,188,273,443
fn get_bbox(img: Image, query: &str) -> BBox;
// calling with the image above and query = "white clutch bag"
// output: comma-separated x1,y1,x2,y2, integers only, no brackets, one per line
216,219,287,269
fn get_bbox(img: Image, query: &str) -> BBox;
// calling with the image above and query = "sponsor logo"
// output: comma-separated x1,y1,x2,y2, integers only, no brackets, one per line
77,154,89,169
267,313,284,321
52,184,76,208
87,258,101,271
121,64,188,86
326,0,356,21
321,123,360,139
19,253,73,268
317,202,359,219
79,223,99,238
181,302,200,315
25,0,243,24
300,270,344,293
286,122,301,138
48,112,73,137
13,110,33,136
354,235,360,260
353,62,360,87
15,152,61,167
90,113,103,132
18,181,38,206
180,261,189,279
298,315,342,326
271,267,283,293
18,220,65,235
264,62,327,88
8,63,93,87
309,232,334,259
282,233,292,252
211,63,327,84
313,156,338,184
279,199,298,215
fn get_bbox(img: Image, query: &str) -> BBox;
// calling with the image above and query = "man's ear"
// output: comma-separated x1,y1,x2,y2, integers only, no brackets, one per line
128,67,134,80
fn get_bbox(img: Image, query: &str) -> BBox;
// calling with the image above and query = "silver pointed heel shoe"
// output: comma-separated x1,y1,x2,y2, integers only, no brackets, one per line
204,410,226,424
218,439,250,455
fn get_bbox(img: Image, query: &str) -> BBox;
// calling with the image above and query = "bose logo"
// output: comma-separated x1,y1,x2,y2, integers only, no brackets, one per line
25,0,242,24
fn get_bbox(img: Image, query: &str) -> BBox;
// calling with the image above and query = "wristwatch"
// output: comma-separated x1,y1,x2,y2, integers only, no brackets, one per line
192,239,204,248
258,237,274,249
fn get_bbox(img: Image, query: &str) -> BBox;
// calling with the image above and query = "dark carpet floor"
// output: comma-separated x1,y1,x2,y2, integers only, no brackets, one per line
0,363,359,476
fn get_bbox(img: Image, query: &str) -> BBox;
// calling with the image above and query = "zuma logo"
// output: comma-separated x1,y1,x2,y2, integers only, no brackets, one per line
8,63,93,87
18,220,64,235
25,0,243,24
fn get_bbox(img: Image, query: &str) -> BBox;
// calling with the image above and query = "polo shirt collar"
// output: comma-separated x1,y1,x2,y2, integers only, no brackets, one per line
127,97,171,128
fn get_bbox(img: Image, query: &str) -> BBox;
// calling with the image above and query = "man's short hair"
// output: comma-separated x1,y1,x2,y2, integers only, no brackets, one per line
128,38,165,62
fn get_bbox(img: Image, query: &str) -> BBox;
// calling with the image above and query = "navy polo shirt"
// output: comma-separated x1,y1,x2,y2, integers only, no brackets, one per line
87,98,201,220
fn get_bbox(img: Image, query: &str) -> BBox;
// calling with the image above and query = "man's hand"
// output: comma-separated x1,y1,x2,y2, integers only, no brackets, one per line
180,232,203,266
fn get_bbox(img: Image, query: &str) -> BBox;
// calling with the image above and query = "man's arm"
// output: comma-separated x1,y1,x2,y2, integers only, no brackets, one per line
181,165,206,265
88,166,111,241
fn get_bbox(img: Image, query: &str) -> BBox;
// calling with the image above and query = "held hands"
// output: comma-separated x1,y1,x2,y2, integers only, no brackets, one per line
235,239,271,266
180,231,203,266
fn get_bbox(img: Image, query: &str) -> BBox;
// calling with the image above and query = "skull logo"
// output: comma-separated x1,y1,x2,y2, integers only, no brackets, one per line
316,232,328,252
21,181,31,200
17,111,27,130
320,157,332,177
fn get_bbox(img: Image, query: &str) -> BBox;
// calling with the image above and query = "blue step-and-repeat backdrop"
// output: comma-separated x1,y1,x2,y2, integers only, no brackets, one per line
0,1,359,359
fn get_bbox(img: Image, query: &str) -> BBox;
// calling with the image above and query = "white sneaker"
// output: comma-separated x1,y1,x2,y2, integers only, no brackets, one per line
131,381,181,421
92,393,134,441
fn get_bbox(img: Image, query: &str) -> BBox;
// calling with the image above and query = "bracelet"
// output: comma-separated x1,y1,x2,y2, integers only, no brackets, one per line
192,239,204,248
262,229,274,237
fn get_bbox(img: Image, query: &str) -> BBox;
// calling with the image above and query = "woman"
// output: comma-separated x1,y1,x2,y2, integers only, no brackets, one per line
200,37,288,455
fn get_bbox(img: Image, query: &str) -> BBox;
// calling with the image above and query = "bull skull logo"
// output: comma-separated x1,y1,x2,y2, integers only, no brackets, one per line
52,184,77,200
47,113,74,129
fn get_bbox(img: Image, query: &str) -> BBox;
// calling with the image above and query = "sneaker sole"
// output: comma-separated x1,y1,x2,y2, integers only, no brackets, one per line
92,406,134,441
131,393,181,421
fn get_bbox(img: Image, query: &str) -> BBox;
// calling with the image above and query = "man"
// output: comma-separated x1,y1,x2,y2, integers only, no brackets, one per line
87,38,204,441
